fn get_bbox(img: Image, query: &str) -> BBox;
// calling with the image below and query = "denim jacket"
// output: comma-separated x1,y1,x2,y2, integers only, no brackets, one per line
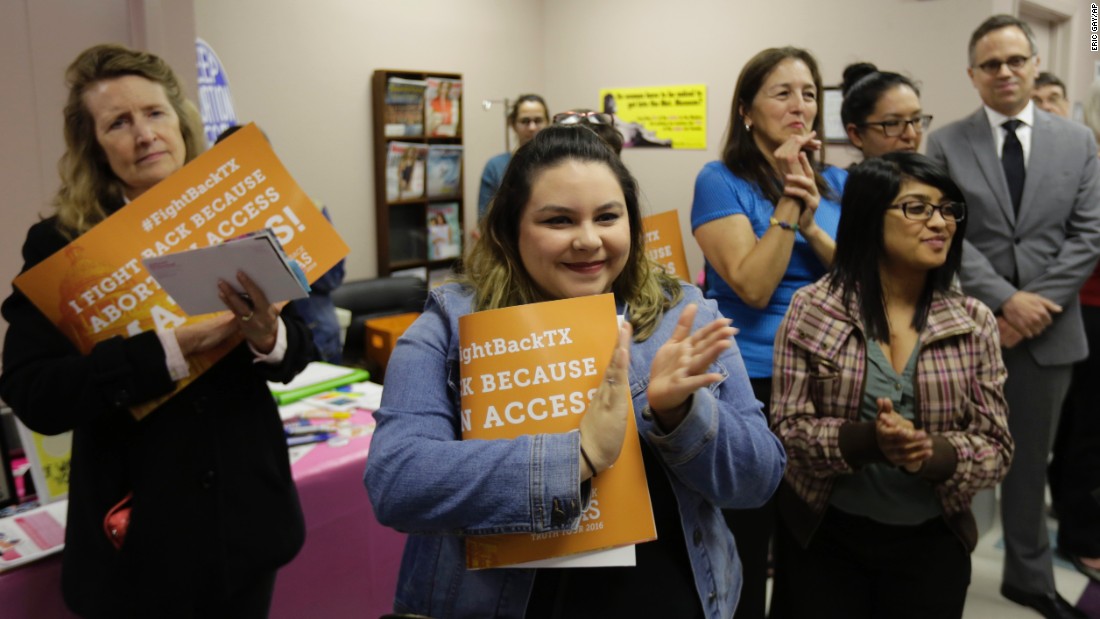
364,282,785,619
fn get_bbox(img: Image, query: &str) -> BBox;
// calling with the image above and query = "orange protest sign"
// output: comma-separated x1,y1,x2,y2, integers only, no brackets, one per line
13,123,349,420
643,209,690,281
459,294,656,569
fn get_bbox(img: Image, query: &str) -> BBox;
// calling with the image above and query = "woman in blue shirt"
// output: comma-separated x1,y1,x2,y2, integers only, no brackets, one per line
366,125,785,619
477,94,549,220
690,46,845,619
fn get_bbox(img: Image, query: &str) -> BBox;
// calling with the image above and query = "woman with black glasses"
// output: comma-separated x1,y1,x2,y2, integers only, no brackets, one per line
769,152,1012,619
690,46,843,619
841,63,933,158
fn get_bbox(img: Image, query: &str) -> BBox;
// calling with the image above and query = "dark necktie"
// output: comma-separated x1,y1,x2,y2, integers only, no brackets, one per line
1002,119,1025,216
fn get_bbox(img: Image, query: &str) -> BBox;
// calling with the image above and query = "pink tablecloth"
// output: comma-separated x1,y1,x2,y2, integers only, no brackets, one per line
273,411,405,618
0,410,405,619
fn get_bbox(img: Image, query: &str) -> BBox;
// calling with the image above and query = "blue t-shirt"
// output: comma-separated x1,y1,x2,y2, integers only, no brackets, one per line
477,152,511,219
690,161,846,377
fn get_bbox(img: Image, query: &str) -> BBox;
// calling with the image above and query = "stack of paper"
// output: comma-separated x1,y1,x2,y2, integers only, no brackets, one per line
143,228,310,316
0,500,68,572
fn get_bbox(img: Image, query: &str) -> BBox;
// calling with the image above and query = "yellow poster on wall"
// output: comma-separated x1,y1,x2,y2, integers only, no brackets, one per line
13,124,350,420
598,84,706,150
459,294,656,569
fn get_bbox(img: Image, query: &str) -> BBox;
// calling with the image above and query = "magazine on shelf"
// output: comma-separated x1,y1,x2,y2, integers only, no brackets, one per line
385,142,427,201
426,202,461,260
0,500,68,572
143,228,310,316
427,144,463,198
459,294,656,569
383,77,427,137
425,77,462,137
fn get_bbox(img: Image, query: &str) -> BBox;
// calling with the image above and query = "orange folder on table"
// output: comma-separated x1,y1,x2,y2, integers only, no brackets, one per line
13,124,349,420
459,293,656,569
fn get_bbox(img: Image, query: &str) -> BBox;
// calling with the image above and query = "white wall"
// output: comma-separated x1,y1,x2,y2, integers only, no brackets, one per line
4,0,1097,353
544,0,1007,276
192,0,547,281
546,0,1097,276
199,0,1090,282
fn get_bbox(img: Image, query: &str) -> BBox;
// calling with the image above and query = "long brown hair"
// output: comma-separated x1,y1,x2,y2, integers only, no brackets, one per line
460,125,681,340
722,46,833,204
54,44,205,239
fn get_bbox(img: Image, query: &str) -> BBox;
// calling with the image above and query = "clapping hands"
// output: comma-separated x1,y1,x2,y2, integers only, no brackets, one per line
774,132,822,234
646,304,737,432
874,397,932,473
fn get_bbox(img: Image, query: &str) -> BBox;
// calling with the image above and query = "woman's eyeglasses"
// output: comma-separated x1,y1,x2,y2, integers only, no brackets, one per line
893,200,966,222
552,111,615,126
859,115,933,137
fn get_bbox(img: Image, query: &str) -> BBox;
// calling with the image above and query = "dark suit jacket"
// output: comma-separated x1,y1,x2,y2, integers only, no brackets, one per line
0,215,314,617
927,106,1100,366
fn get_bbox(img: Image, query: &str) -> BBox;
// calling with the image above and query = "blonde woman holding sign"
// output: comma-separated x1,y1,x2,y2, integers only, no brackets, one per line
365,125,785,619
0,44,314,617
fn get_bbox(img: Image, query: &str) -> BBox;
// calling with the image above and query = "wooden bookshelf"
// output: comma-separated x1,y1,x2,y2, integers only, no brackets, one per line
371,69,464,277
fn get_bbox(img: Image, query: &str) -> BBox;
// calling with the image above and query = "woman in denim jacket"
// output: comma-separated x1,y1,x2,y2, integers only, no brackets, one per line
364,126,785,619
769,153,1013,618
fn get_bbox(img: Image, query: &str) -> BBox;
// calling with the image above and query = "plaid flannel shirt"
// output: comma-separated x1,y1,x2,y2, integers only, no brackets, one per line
771,278,1013,549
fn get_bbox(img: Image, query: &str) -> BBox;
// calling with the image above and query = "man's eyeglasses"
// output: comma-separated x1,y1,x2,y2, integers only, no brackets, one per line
859,115,934,138
893,200,966,222
553,111,615,126
974,55,1034,75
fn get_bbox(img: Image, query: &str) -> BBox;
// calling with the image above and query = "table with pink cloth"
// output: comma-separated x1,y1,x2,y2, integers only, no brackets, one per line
0,409,405,619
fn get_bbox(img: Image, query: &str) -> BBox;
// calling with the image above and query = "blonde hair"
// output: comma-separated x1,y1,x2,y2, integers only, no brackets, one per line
54,44,205,239
458,125,681,340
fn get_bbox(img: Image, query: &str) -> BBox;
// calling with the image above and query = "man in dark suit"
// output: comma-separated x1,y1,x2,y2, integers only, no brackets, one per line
927,14,1100,619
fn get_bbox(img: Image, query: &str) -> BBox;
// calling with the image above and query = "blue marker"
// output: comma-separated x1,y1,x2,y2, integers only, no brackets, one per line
287,432,335,447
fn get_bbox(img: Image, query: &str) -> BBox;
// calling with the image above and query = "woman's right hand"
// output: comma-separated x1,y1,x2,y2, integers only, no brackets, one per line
773,131,821,178
774,133,822,227
175,314,237,357
784,152,822,234
577,320,633,480
874,398,932,473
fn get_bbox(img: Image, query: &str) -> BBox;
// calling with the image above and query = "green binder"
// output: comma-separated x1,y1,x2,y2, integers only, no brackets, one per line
268,362,371,405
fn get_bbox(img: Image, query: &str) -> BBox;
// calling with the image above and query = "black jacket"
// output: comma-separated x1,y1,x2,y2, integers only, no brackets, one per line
0,215,313,617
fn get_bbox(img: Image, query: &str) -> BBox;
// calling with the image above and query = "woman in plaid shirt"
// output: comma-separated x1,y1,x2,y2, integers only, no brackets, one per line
769,152,1013,619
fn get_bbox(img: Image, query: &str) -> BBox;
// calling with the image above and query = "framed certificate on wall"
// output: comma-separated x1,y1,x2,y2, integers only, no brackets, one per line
822,87,847,144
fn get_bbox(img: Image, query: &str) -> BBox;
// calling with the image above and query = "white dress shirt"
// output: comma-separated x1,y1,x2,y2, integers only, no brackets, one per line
983,100,1035,168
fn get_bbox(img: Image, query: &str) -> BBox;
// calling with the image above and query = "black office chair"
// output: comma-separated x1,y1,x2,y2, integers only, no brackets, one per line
330,276,428,374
